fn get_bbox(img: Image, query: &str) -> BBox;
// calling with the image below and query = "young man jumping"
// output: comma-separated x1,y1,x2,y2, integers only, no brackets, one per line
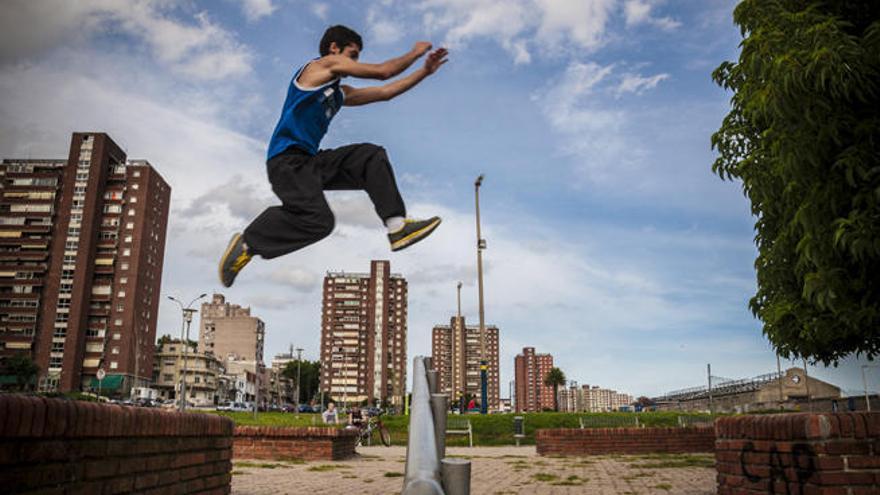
219,25,448,287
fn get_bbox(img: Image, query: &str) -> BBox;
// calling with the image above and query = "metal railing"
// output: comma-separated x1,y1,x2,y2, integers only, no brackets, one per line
403,356,471,495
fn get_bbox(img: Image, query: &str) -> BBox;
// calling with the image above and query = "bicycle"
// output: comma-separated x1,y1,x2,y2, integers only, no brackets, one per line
355,412,391,446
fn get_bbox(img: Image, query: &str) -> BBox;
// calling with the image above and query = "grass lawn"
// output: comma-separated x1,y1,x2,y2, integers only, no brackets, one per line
195,410,717,446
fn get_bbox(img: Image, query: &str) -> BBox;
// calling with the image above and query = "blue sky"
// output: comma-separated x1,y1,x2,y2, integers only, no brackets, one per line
1,0,876,398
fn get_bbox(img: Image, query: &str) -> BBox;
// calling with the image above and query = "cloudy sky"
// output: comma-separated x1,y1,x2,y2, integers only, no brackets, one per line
1,0,876,398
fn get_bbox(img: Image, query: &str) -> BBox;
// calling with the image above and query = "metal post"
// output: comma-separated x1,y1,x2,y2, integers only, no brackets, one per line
296,347,303,406
441,458,471,495
456,282,462,320
474,174,488,415
181,308,195,412
431,393,448,461
707,364,713,414
863,366,871,412
168,294,207,413
427,370,439,395
403,357,444,495
777,354,784,410
803,359,812,412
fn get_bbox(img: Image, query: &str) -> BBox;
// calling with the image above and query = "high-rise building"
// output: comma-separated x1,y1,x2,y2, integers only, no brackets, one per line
0,133,170,394
559,384,634,413
431,316,500,411
319,260,407,407
514,347,555,412
198,293,265,364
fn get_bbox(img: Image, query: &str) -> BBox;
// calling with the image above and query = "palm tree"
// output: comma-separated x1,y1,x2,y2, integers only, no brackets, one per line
543,367,566,412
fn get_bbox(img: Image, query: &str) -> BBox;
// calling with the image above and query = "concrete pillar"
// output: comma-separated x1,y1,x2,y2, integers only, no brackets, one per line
441,458,471,495
431,393,448,461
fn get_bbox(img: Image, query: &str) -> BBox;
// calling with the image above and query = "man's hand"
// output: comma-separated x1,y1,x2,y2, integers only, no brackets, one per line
424,48,448,75
412,41,433,57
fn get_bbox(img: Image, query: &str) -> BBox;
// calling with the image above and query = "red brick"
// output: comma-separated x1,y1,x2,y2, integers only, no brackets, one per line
814,471,876,486
848,455,880,469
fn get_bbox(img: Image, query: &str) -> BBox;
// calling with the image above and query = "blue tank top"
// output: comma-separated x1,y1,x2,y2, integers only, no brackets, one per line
267,61,344,159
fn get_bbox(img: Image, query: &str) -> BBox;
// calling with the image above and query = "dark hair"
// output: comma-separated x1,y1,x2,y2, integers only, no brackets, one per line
319,25,363,56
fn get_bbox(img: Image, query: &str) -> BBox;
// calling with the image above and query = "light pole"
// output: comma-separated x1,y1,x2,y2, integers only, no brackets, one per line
863,365,879,412
474,174,488,415
168,293,207,412
296,347,304,406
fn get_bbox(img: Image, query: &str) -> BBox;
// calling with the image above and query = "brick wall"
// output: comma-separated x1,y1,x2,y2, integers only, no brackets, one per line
0,394,234,495
536,426,715,456
716,412,880,495
233,426,358,461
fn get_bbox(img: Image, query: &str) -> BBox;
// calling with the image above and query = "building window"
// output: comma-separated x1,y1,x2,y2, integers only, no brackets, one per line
127,209,135,216
113,333,120,340
111,347,119,354
122,248,130,257
120,263,129,270
110,362,118,369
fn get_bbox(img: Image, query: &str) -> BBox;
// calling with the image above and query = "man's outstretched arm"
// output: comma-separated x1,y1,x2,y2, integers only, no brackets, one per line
326,42,433,81
342,48,448,106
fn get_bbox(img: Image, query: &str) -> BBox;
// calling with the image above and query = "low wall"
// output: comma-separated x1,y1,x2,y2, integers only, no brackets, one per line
536,426,715,456
233,426,358,461
716,412,880,494
0,394,234,495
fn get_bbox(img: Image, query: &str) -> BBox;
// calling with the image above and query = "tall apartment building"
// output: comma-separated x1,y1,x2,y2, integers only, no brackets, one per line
0,133,170,393
431,316,501,411
198,293,264,364
514,347,555,412
319,260,407,407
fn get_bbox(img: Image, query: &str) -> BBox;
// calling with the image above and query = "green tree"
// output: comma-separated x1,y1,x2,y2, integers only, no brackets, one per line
543,367,566,412
712,0,880,364
2,353,39,391
283,360,321,403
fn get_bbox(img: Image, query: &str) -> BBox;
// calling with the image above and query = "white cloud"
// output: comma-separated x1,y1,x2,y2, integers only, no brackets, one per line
624,0,681,31
239,0,276,22
311,3,329,20
367,7,405,45
0,0,253,80
414,0,617,63
532,62,671,183
615,72,669,96
534,0,617,52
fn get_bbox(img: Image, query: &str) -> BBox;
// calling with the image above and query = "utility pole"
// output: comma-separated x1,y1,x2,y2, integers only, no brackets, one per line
296,347,303,406
457,281,462,320
707,363,713,414
777,354,784,410
862,365,879,412
803,359,812,412
168,293,207,413
474,174,488,415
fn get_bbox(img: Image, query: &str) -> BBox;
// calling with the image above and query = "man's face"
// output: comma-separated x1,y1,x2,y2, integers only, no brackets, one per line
331,42,360,60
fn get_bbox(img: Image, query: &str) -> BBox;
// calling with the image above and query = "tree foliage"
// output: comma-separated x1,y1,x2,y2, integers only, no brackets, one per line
282,359,321,403
1,353,39,391
543,367,567,412
712,0,880,364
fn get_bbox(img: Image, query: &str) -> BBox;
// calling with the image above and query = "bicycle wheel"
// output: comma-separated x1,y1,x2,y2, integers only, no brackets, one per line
379,425,391,446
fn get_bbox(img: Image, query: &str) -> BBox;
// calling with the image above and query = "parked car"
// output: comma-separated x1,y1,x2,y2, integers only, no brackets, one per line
217,401,250,412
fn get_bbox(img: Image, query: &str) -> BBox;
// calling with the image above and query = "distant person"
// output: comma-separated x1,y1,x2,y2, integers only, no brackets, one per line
322,402,338,424
220,25,449,287
347,406,365,430
467,398,476,411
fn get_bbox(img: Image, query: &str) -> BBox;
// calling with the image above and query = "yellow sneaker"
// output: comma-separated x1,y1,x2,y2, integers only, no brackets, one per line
219,233,252,287
388,217,442,252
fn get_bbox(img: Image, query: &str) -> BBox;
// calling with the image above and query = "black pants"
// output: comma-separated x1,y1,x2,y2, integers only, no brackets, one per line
243,143,406,259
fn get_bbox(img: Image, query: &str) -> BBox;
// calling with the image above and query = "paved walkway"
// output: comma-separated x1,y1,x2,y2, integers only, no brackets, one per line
231,446,717,494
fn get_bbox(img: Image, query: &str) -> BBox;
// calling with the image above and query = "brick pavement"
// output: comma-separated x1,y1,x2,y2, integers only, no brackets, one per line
231,445,716,494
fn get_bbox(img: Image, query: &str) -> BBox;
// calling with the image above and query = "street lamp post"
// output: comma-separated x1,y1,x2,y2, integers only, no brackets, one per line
296,347,303,406
168,293,207,412
474,174,488,415
863,365,879,412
